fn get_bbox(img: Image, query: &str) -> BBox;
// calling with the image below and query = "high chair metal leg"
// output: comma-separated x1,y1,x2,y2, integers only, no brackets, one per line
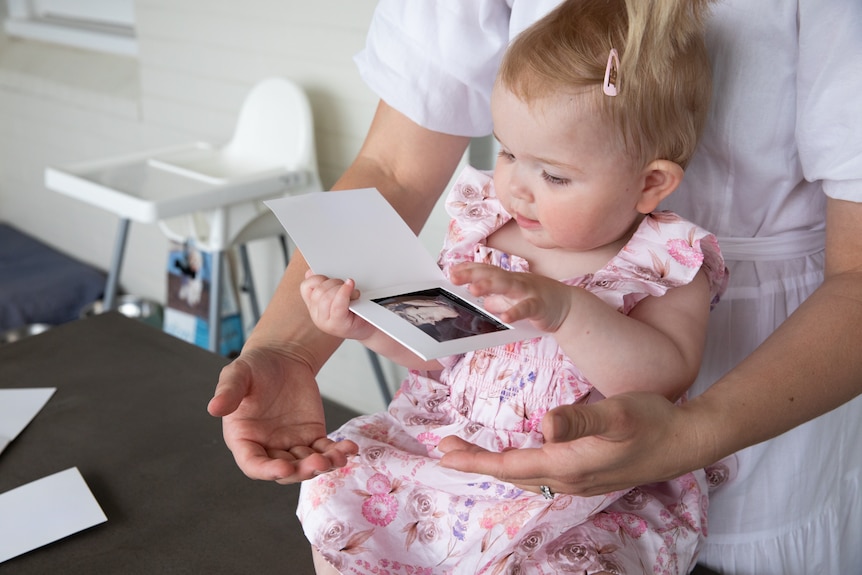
367,349,392,405
238,244,261,322
278,235,290,266
208,249,223,354
104,218,131,310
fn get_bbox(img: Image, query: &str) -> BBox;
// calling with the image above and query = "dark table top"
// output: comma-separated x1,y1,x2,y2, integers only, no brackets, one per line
0,312,358,574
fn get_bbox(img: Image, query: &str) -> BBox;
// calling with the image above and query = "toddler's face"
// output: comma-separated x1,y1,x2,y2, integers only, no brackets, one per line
490,84,649,255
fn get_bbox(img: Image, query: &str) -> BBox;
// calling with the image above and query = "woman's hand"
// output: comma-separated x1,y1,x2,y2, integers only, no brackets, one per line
439,391,710,496
207,345,359,483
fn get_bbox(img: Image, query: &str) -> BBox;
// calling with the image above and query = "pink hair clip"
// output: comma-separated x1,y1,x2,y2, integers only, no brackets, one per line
603,48,620,97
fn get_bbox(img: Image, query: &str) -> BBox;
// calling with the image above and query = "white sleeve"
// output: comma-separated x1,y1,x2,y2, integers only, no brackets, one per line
354,1,513,137
796,0,862,202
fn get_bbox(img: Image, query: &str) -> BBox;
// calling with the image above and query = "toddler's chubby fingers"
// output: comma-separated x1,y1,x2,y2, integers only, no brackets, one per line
510,297,553,325
451,262,526,298
312,277,347,307
482,294,531,323
327,278,360,320
450,262,494,291
299,272,340,310
301,274,346,313
450,261,493,285
303,275,367,333
301,274,352,300
299,272,326,305
300,271,331,293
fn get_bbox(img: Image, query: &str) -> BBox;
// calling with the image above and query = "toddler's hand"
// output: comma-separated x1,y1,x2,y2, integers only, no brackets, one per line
450,262,573,332
300,272,376,341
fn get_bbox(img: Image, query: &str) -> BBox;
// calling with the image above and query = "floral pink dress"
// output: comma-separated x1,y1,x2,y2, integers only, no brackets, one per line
297,167,730,575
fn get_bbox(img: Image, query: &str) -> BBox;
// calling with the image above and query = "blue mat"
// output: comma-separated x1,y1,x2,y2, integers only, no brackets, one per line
0,223,106,331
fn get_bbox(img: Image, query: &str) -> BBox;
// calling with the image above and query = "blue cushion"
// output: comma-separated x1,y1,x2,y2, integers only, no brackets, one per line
0,223,106,330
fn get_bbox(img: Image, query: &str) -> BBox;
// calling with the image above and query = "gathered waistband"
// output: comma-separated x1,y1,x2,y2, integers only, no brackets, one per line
716,230,826,262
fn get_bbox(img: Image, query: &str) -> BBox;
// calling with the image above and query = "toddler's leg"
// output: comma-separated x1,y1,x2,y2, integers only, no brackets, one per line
312,547,342,575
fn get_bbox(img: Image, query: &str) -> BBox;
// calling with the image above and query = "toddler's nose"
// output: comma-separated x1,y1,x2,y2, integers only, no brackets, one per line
508,167,533,201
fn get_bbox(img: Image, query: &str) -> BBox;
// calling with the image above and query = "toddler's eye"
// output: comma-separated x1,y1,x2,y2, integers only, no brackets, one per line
497,149,515,161
541,171,570,186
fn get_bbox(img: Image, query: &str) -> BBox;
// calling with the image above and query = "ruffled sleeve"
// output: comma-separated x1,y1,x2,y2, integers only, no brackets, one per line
590,211,729,314
437,167,511,277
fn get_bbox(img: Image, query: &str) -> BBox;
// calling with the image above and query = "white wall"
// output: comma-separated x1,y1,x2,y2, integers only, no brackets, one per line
0,0,466,415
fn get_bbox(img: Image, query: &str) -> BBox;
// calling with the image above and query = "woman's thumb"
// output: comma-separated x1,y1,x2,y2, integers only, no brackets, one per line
543,398,633,444
544,392,667,445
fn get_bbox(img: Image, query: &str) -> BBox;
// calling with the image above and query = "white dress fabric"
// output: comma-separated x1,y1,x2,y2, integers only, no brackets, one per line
355,1,862,574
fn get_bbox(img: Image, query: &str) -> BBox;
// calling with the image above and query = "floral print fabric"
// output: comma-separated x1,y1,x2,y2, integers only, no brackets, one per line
297,167,729,574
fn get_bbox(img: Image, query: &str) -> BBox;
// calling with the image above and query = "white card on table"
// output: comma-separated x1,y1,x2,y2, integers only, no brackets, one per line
0,467,107,563
0,388,56,456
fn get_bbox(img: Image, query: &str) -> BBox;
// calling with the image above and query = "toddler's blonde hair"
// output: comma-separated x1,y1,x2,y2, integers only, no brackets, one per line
498,0,714,168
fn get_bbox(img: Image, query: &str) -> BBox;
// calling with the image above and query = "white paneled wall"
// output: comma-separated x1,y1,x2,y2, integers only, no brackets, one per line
0,0,452,414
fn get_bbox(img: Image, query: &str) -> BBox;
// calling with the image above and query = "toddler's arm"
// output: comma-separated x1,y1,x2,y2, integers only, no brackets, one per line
300,272,443,371
450,262,711,401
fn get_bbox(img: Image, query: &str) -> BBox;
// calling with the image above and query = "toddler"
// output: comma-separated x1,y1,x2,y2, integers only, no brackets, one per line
298,0,727,573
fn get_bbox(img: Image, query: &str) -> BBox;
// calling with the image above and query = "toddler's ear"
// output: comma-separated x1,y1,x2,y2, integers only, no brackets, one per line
636,160,684,214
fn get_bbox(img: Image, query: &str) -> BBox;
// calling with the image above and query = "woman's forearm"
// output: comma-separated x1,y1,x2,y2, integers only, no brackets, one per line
243,250,343,375
687,267,862,469
690,198,862,466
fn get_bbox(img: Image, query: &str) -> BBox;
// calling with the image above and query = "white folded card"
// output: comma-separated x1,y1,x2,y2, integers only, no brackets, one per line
0,388,56,456
0,467,107,563
265,189,543,360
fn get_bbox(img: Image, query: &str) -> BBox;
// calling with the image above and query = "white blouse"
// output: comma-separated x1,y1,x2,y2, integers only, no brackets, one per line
355,1,862,573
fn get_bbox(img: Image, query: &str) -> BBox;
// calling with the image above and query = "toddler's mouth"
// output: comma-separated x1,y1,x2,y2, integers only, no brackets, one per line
514,213,541,230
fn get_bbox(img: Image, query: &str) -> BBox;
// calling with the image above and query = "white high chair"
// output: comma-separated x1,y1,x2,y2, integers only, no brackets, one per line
154,77,322,342
155,77,392,402
46,77,392,402
47,77,318,350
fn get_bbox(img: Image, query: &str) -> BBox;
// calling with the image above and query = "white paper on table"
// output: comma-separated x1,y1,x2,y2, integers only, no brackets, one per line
0,467,107,563
265,189,543,360
0,388,56,455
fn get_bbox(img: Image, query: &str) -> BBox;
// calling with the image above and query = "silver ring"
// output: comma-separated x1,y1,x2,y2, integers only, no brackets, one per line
540,485,555,500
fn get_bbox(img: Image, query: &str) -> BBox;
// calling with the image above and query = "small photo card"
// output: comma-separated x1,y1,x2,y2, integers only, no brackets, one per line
265,189,542,360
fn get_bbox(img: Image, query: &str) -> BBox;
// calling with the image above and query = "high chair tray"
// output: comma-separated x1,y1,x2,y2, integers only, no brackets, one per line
45,143,307,223
146,144,289,186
